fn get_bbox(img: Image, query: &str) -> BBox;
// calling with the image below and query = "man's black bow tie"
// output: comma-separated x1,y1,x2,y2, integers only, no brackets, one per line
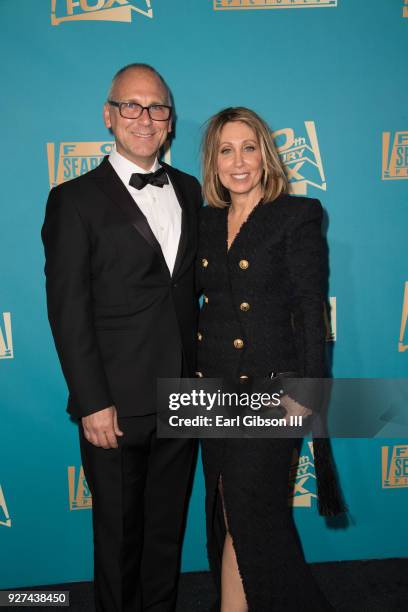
129,167,169,190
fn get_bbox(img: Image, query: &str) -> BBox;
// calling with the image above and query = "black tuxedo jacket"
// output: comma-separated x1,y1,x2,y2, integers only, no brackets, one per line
42,157,202,418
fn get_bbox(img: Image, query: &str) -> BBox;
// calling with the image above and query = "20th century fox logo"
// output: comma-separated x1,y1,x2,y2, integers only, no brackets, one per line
214,0,337,10
68,466,92,510
51,0,153,25
0,484,11,528
382,131,408,180
382,445,408,488
0,313,13,360
289,441,317,508
325,297,336,342
273,121,326,195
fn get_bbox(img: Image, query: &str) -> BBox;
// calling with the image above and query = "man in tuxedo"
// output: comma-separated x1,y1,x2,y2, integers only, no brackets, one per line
42,63,201,611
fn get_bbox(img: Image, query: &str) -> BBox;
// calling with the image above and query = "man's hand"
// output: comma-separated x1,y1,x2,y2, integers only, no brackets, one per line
82,405,124,449
280,395,312,421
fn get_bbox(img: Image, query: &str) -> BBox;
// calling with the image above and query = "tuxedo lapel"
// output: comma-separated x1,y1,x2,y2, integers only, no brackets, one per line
91,157,164,259
162,163,189,279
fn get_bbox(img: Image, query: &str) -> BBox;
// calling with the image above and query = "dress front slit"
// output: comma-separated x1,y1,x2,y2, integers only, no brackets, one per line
202,438,333,611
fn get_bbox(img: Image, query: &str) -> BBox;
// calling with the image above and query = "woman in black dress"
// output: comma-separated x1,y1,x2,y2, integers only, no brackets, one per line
196,107,344,611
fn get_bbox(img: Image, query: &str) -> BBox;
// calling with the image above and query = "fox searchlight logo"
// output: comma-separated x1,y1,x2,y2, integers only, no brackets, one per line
47,141,114,188
398,282,408,353
273,121,326,195
68,466,92,510
382,131,408,180
46,141,172,188
214,0,337,10
51,0,153,26
382,445,408,488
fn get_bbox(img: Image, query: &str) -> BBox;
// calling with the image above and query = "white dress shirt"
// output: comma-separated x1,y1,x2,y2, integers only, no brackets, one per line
108,149,181,275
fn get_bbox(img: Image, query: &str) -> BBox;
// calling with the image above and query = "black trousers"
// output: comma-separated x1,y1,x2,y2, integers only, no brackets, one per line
79,415,196,612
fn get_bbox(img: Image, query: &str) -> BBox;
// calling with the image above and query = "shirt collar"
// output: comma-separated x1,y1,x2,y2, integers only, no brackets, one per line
108,148,161,187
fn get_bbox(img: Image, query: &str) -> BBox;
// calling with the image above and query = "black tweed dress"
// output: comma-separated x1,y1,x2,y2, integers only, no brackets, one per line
196,195,341,611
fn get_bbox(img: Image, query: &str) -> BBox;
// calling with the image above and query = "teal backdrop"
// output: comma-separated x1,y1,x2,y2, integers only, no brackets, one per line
0,0,407,588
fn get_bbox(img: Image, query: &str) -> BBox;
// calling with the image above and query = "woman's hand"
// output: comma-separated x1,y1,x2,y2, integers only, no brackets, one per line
279,394,312,420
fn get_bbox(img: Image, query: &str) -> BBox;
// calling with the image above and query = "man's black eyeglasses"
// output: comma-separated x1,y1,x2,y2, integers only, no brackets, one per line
108,100,172,121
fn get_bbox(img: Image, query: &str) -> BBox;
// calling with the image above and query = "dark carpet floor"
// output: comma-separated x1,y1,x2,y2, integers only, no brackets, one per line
2,559,407,611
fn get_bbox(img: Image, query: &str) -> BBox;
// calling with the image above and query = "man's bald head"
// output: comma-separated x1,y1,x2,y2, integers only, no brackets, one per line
107,63,171,105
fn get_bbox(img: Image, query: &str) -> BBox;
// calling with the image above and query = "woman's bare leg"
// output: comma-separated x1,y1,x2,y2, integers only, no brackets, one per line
221,532,248,612
219,477,248,612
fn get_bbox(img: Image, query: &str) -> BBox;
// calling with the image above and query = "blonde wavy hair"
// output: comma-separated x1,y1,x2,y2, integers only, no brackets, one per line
202,107,288,208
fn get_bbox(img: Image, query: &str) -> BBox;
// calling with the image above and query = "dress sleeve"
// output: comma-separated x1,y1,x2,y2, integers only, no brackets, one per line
285,198,327,382
285,200,345,516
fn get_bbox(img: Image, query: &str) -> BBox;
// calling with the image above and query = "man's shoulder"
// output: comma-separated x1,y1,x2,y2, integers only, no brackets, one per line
47,160,113,215
51,161,105,197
